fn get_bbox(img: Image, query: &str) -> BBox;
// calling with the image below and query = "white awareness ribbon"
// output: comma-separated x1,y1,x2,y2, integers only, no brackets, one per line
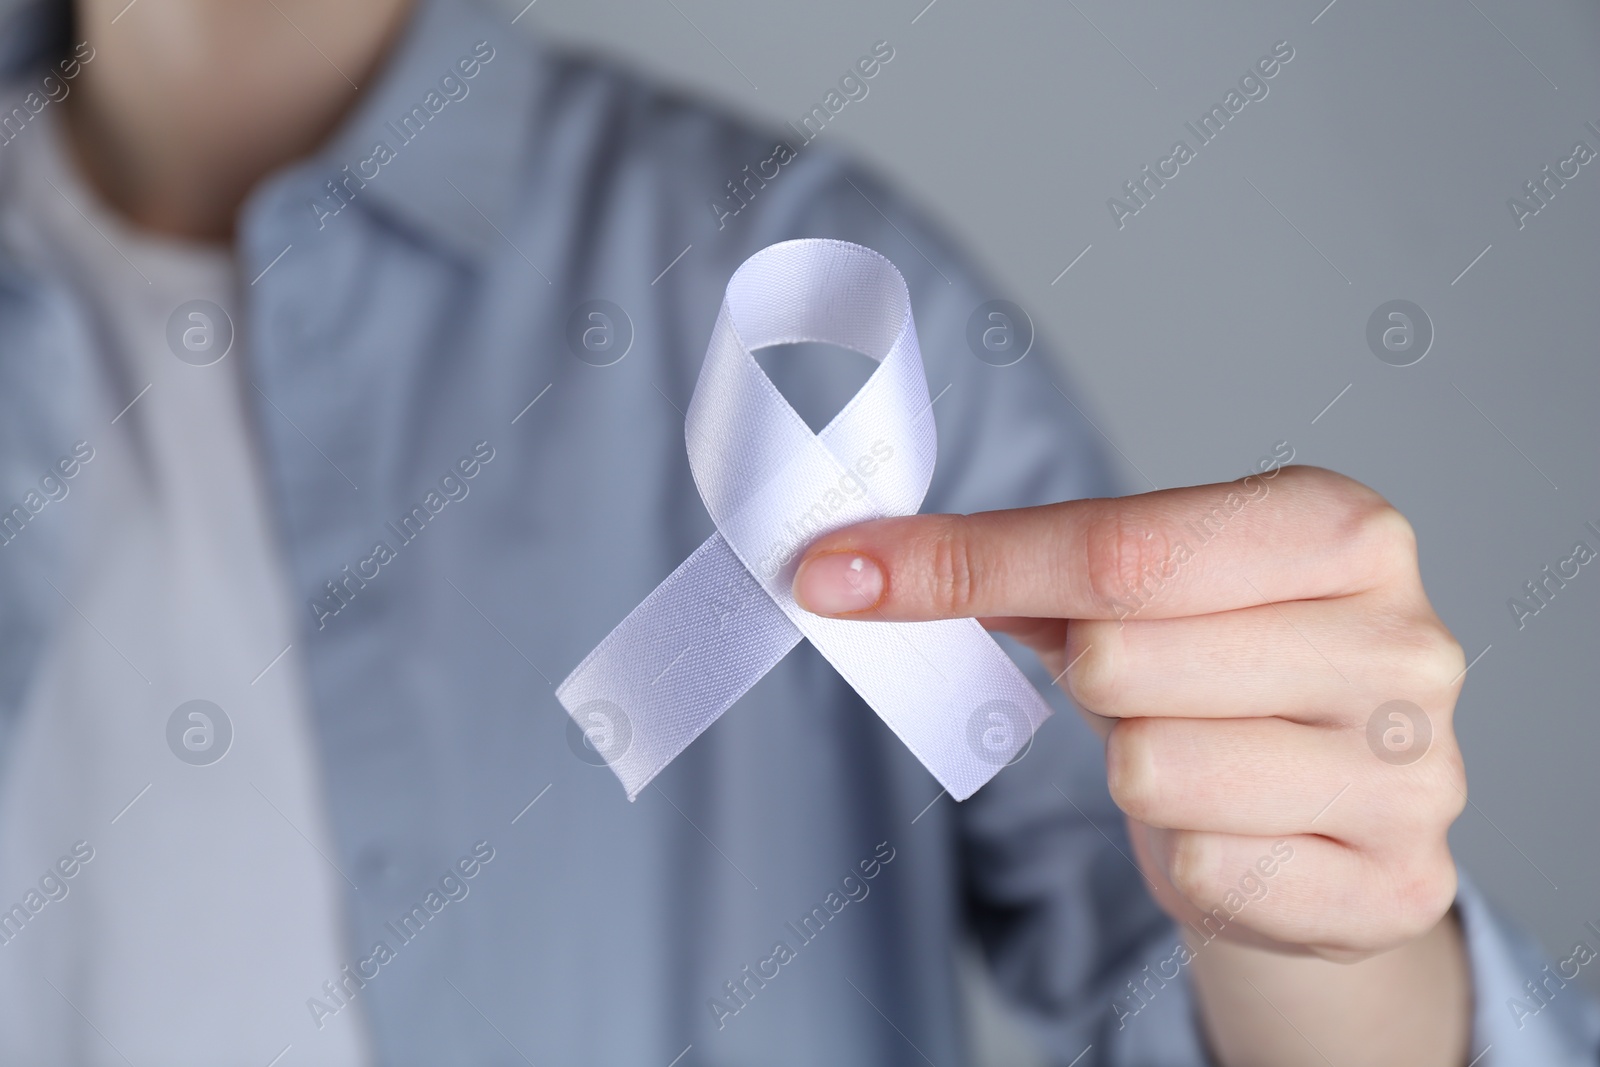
557,239,1051,801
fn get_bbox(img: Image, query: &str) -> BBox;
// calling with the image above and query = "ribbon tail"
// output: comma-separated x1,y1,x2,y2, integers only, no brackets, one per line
556,533,801,800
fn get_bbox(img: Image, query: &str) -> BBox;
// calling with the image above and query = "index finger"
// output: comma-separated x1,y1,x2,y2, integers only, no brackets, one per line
790,466,1414,622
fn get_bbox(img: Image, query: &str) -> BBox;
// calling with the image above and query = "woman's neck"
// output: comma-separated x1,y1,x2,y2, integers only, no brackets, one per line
62,0,413,242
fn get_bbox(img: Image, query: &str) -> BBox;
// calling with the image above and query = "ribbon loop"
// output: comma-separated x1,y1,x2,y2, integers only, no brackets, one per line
558,239,1050,801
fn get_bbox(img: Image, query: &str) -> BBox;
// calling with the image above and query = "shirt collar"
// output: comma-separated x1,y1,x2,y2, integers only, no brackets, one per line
0,0,549,262
306,0,547,261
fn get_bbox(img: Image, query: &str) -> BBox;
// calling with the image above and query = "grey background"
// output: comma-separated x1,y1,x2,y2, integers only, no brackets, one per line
507,0,1600,1040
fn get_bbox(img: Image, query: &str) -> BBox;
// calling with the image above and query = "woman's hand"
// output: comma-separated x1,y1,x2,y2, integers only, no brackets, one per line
792,465,1473,1065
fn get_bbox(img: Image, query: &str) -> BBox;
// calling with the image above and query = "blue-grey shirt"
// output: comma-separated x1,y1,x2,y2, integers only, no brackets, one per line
0,0,1596,1063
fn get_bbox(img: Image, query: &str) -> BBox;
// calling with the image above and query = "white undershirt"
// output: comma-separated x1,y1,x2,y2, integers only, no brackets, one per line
0,108,371,1065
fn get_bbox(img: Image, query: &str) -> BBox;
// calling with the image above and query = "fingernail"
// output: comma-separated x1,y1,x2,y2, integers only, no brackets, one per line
793,552,884,615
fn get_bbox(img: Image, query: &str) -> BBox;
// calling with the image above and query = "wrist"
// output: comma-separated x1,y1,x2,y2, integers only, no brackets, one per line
1187,910,1470,1067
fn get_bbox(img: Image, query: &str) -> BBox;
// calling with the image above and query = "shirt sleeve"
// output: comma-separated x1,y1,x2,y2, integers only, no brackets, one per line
1455,870,1600,1064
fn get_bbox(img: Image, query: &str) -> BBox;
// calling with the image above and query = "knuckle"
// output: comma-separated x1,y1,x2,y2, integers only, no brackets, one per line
1435,782,1468,830
1286,464,1377,503
1417,744,1469,824
1314,848,1456,956
1283,468,1416,586
1280,463,1356,495
1164,831,1217,904
1277,465,1377,518
1353,503,1419,581
1387,849,1458,939
1105,718,1162,823
1388,775,1462,838
1084,510,1172,617
927,516,977,617
1369,729,1466,833
1063,622,1122,714
1381,617,1466,700
1441,744,1469,809
1420,623,1468,692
